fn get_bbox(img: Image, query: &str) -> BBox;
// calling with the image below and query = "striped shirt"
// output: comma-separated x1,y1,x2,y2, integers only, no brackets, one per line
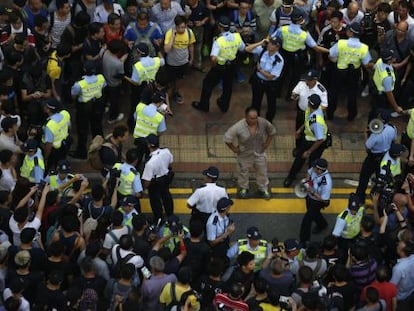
49,12,71,49
213,293,249,311
150,1,185,34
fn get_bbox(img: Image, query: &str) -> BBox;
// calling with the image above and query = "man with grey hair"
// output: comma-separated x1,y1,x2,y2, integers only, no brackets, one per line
141,256,177,310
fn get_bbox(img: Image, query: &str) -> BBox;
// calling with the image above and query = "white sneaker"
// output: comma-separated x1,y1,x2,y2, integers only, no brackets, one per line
361,85,369,97
108,113,124,124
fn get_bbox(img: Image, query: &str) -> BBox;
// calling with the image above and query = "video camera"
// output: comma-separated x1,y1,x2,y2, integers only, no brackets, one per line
371,173,395,215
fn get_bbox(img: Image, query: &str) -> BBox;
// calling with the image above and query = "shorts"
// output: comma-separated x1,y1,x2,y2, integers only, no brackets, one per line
166,63,188,80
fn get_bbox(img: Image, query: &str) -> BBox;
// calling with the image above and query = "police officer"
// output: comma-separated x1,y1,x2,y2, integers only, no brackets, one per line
45,160,76,192
284,94,328,187
274,10,329,98
112,148,143,204
133,91,167,165
328,22,372,121
356,112,397,203
20,139,45,184
192,16,246,113
42,98,71,171
299,158,332,244
332,193,365,250
292,69,328,131
70,61,106,159
187,166,228,227
125,43,165,131
379,143,407,180
118,196,139,227
227,226,269,272
369,49,403,121
245,37,284,122
141,134,174,223
159,214,190,252
206,197,235,258
405,108,414,167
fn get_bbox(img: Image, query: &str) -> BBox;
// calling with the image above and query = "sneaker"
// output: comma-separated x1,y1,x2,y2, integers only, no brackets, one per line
237,71,245,83
238,188,248,199
173,92,184,104
258,190,271,200
361,85,369,97
108,113,124,124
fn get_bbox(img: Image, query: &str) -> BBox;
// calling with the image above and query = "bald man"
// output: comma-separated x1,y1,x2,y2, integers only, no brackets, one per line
341,2,364,25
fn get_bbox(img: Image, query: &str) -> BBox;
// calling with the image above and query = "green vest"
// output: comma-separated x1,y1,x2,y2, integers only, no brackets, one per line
133,103,163,138
216,32,242,65
304,108,327,141
281,25,307,52
407,109,414,139
113,163,137,196
43,110,70,149
237,239,268,271
78,74,105,103
20,149,45,183
373,58,395,93
134,57,161,83
337,39,368,69
339,206,364,239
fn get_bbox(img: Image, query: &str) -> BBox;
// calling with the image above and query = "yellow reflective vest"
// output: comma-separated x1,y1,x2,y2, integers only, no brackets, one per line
338,207,364,239
281,25,307,52
49,173,74,191
238,239,268,271
336,39,368,69
407,109,414,139
380,153,401,177
304,108,327,142
78,74,105,103
373,58,395,93
113,163,137,196
216,32,242,65
134,57,161,83
43,110,70,149
20,149,45,183
133,103,163,138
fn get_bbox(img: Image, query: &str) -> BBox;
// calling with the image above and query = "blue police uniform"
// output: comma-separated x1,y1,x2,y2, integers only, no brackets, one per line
356,123,397,203
250,45,284,122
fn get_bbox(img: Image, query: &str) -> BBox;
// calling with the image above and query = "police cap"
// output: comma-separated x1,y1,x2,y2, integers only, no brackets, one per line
218,16,231,30
389,143,407,158
347,22,361,35
380,49,394,62
136,42,150,57
308,94,321,108
217,197,233,212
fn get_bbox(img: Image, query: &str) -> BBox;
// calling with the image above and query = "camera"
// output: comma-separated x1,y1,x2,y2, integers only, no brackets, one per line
110,168,121,179
371,174,395,211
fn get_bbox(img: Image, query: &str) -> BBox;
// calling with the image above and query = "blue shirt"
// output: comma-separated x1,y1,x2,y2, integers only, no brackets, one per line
375,61,394,92
391,254,414,300
119,163,143,195
307,167,332,201
365,124,397,154
43,112,70,143
206,210,229,242
329,38,372,65
71,75,107,102
210,32,246,57
133,103,167,133
123,22,163,43
252,46,284,81
273,24,317,49
130,56,165,83
308,108,326,141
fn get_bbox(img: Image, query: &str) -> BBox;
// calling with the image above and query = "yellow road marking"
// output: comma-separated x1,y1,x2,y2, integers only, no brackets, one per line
170,188,356,195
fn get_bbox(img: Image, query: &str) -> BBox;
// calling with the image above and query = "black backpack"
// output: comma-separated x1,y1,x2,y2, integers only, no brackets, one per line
111,245,135,278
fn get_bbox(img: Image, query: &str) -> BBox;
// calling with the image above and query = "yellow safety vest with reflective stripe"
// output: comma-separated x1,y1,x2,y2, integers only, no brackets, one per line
78,74,105,103
113,163,137,196
338,206,364,239
43,110,70,149
162,226,190,252
117,208,135,227
407,109,414,139
336,39,368,69
237,239,268,271
380,156,401,177
281,25,307,52
373,58,395,93
134,57,161,83
133,103,163,138
20,149,45,183
216,32,242,65
49,174,74,191
304,108,327,142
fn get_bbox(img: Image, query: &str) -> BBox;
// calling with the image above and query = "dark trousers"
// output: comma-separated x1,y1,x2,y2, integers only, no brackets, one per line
75,99,103,156
47,144,69,173
148,175,174,223
356,152,384,203
300,196,328,243
328,67,359,120
190,208,211,230
128,84,146,132
295,107,306,148
368,93,391,122
27,100,46,126
287,138,326,179
198,63,236,112
250,74,280,122
397,292,414,311
282,50,306,98
107,85,121,120
134,137,149,170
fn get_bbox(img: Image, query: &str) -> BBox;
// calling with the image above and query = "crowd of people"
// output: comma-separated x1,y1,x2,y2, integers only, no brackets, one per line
1,0,414,310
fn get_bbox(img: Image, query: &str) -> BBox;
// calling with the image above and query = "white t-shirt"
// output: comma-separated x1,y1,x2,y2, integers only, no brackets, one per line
0,168,16,192
111,245,144,269
9,216,41,246
103,226,131,250
3,288,30,311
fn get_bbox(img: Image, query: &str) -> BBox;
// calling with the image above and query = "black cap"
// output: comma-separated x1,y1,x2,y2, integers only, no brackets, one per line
136,42,149,57
21,139,38,152
167,214,183,233
282,0,294,6
152,91,165,104
1,116,18,131
347,22,361,35
84,61,96,75
121,195,139,206
217,197,233,212
291,9,304,23
379,110,391,123
381,49,394,62
284,238,299,252
269,36,283,46
146,134,159,147
13,0,26,8
203,166,219,179
246,226,262,240
57,160,71,174
218,16,231,30
43,98,59,111
348,193,360,210
389,143,407,158
308,94,321,108
313,158,328,171
304,69,320,80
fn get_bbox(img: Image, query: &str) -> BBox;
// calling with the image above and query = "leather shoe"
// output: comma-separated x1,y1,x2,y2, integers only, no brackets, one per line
312,226,327,234
283,176,294,188
216,98,228,113
192,101,208,112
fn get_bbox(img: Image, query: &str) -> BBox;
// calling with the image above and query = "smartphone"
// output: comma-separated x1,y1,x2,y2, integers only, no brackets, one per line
279,296,289,303
141,266,152,279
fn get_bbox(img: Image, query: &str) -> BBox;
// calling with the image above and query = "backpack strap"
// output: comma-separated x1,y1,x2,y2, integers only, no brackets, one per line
49,12,55,30
314,259,322,277
170,282,177,305
109,230,119,244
